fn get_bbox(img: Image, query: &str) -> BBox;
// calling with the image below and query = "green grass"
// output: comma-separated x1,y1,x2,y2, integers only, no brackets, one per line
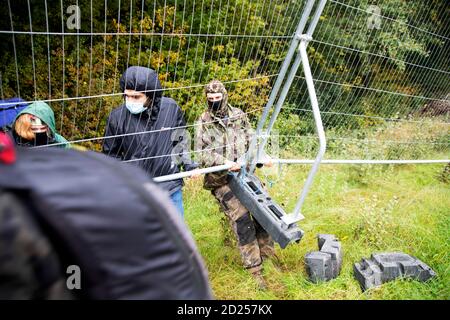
184,163,450,300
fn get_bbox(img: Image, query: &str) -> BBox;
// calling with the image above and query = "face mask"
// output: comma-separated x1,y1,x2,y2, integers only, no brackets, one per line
208,100,222,112
126,100,147,114
34,132,49,146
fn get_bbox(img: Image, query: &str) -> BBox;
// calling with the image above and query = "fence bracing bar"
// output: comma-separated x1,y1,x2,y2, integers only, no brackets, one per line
284,36,327,225
248,0,329,225
152,159,449,183
274,159,450,165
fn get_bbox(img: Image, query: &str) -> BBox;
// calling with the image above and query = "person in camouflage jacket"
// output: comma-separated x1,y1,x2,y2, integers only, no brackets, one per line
195,80,275,289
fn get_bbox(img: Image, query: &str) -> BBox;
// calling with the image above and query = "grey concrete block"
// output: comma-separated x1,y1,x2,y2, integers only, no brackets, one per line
318,234,343,278
305,234,343,283
353,252,436,291
353,258,383,290
317,234,336,249
305,252,331,282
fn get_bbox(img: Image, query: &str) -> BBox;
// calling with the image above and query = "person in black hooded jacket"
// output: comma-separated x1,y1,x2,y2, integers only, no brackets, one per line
102,66,197,218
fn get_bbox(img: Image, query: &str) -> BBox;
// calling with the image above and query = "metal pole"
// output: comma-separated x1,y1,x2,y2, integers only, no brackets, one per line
284,40,327,223
242,0,316,177
250,48,303,174
151,158,449,183
153,163,233,183
305,0,328,36
274,159,450,165
250,0,328,174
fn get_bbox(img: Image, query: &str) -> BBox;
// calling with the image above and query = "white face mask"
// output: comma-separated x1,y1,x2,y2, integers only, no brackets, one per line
125,100,147,114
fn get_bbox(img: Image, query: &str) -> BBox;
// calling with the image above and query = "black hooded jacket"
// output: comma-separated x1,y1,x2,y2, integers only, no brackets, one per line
0,146,212,299
102,67,197,194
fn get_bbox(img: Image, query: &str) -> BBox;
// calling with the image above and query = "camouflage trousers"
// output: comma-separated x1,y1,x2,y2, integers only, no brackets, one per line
212,184,275,273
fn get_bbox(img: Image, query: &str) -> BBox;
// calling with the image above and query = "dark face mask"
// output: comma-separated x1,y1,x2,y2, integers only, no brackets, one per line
208,100,222,112
34,132,49,146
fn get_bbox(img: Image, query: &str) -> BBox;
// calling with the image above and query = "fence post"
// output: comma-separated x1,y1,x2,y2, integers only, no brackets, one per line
286,37,327,223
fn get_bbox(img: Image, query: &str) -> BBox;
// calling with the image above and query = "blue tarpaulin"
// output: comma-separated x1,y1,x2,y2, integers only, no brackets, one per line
0,98,28,128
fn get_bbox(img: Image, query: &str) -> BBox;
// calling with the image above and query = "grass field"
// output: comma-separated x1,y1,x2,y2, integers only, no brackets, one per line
183,162,449,300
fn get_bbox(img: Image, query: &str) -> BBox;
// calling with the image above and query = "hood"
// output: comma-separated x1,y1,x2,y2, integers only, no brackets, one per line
14,101,68,146
204,80,229,117
120,66,163,120
16,101,57,136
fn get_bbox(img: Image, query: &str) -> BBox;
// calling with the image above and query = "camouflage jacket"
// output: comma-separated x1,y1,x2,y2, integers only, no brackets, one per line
195,105,251,189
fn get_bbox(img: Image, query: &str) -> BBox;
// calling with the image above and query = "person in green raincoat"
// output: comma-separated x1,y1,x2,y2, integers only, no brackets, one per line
9,101,69,148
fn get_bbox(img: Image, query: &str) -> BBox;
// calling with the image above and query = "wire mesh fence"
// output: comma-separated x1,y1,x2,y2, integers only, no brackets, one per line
0,0,448,164
280,0,449,161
